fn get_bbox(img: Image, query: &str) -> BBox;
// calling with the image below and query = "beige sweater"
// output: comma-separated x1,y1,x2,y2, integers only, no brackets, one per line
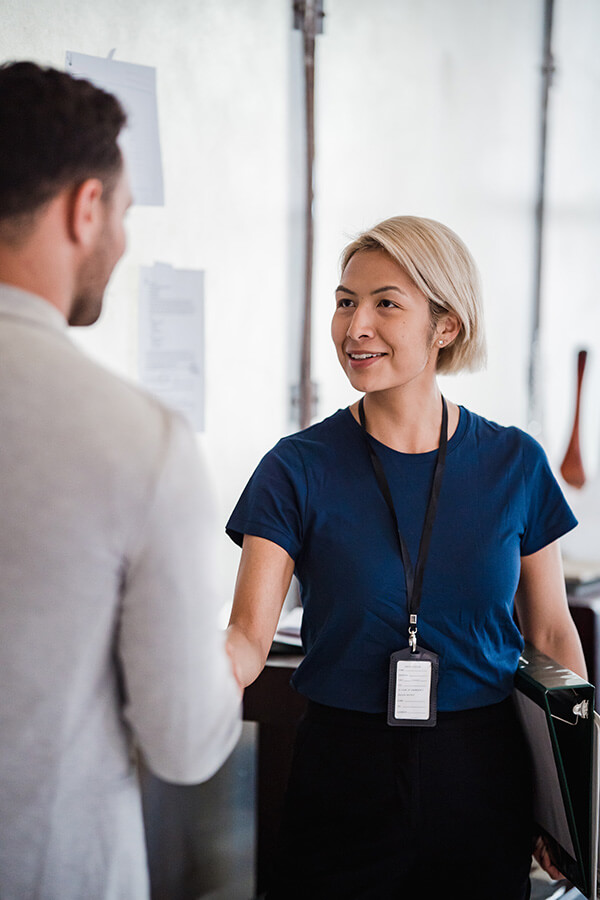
0,284,241,900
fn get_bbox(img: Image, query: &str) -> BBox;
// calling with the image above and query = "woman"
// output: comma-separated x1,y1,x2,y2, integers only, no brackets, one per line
226,216,585,899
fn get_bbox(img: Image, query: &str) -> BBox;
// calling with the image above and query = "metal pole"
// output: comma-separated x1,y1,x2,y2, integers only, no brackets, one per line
527,0,555,436
294,0,323,429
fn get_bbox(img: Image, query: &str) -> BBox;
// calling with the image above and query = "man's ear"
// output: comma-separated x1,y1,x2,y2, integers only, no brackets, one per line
67,178,104,247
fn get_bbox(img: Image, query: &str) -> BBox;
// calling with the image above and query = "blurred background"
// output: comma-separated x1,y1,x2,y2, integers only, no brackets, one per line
2,2,599,896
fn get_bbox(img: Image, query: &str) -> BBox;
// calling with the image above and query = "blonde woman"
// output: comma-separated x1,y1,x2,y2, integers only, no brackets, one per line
226,216,585,899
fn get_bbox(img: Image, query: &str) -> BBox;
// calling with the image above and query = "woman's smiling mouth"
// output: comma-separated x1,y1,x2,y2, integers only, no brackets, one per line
347,351,387,368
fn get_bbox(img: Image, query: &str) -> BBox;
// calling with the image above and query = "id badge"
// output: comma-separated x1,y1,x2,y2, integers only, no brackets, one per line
387,646,439,727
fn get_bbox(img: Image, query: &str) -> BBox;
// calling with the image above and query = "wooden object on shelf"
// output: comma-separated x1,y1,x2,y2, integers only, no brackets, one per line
560,349,587,489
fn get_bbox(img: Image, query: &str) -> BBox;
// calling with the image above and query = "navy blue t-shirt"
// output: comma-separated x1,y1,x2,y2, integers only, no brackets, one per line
227,407,577,713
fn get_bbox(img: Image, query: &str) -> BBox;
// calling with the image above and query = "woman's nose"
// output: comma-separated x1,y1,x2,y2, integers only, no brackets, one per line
346,306,375,341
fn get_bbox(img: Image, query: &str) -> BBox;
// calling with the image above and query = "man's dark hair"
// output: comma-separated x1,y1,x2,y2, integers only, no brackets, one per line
0,61,127,225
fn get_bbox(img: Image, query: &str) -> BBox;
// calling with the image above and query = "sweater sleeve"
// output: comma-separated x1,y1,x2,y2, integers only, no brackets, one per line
119,412,241,784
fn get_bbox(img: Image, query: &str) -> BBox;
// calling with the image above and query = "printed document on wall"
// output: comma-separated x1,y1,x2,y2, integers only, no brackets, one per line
65,50,164,205
138,263,205,431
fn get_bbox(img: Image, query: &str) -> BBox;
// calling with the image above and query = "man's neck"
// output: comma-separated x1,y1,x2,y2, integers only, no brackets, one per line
0,193,78,322
0,249,71,323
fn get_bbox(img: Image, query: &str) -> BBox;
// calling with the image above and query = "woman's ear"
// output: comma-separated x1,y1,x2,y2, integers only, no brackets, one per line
436,313,461,347
67,178,104,248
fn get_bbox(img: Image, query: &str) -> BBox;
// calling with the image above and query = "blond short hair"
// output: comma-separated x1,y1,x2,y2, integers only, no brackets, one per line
340,216,487,374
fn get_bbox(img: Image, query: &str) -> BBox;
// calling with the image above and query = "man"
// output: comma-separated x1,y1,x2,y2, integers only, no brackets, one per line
0,61,241,899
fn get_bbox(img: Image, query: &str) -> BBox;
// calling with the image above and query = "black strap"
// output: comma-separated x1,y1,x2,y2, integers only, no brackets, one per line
358,396,448,637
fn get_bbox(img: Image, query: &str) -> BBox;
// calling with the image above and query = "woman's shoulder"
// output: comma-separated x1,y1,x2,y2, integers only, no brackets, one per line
460,407,551,470
272,407,358,458
463,407,541,448
243,407,361,497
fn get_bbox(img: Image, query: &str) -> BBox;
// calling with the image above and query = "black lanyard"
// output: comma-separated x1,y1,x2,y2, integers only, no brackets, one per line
358,396,448,652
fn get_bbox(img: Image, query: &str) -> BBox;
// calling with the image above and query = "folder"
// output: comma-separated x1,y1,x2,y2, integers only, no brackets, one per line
513,643,597,898
592,712,600,900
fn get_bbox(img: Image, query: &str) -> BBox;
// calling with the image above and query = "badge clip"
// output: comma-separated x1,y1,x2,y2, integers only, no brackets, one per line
408,614,418,653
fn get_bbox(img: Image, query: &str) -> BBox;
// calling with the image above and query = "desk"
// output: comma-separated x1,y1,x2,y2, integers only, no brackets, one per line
243,654,305,895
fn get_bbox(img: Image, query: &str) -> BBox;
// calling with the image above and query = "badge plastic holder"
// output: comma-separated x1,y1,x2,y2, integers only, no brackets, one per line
387,646,439,727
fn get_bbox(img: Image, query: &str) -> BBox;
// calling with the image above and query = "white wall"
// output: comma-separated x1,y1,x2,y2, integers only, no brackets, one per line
2,0,599,595
543,0,600,472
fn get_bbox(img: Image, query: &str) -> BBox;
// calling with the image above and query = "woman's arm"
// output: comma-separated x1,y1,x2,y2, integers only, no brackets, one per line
226,534,296,689
514,539,586,679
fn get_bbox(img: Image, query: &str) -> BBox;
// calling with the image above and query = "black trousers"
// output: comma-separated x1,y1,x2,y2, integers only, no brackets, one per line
267,698,533,900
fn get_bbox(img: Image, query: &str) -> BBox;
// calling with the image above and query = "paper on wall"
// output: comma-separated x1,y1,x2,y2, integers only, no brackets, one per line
138,263,204,431
65,50,164,206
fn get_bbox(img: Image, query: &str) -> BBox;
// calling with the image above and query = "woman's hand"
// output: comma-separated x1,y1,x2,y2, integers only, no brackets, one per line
533,834,565,882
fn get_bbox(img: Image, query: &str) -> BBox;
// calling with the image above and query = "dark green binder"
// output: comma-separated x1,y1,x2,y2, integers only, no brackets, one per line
514,643,596,898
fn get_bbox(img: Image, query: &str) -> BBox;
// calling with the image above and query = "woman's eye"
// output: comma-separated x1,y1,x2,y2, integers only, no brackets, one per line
336,297,354,309
378,299,398,309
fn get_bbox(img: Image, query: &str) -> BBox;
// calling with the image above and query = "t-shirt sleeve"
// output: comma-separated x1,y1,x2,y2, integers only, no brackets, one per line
520,432,577,556
226,439,306,560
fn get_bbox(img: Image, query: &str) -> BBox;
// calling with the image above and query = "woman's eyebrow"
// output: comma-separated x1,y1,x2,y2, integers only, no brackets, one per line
372,286,405,295
334,284,406,295
335,284,356,295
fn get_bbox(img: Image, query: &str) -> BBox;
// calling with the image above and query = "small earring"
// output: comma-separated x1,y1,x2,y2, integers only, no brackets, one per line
438,340,444,346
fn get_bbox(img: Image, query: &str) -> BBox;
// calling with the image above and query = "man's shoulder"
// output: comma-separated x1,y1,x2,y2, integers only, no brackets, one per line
76,350,173,419
66,347,190,456
0,299,188,462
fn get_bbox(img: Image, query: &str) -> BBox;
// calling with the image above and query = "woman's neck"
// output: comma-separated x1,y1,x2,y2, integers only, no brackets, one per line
351,384,459,453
